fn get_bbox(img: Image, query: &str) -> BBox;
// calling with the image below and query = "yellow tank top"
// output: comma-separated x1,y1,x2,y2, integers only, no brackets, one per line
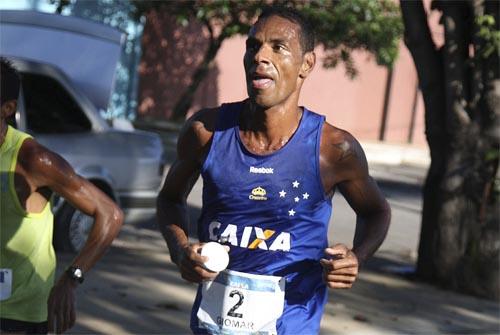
0,125,56,322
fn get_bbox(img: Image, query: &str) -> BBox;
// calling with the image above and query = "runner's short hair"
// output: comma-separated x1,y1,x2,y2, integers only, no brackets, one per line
256,6,315,54
0,57,21,106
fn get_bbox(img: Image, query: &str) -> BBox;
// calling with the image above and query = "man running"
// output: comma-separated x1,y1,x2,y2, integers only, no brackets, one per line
0,58,123,334
157,6,391,334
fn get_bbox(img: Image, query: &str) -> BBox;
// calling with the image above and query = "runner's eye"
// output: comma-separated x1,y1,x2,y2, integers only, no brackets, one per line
273,44,286,52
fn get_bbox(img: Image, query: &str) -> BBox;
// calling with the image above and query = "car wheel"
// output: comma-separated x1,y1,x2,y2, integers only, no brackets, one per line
53,202,94,253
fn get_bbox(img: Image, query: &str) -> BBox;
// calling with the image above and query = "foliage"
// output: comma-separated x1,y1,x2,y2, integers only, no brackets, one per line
131,0,403,78
300,0,403,77
48,0,70,14
476,14,500,58
51,0,403,118
131,0,261,40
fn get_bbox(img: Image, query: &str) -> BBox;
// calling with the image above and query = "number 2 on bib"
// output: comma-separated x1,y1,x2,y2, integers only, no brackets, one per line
197,269,285,333
227,290,244,318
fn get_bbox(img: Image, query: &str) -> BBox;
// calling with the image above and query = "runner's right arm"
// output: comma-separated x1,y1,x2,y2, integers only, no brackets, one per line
156,109,218,283
18,139,123,333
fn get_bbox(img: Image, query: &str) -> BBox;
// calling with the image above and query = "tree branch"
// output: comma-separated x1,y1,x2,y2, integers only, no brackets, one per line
469,0,484,121
201,16,215,41
441,1,471,139
481,0,500,139
401,1,446,150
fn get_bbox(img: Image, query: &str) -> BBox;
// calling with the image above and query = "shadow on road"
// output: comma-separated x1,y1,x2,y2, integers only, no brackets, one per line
56,199,499,335
58,243,499,335
59,242,197,334
322,254,500,334
56,150,498,334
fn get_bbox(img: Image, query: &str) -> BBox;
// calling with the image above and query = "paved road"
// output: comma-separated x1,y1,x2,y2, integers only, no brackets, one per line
57,163,499,334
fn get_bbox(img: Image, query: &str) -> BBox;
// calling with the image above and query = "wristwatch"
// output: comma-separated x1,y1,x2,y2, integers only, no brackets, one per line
66,266,84,284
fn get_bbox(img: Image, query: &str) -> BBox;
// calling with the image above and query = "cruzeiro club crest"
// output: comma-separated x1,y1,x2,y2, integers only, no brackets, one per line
249,186,267,201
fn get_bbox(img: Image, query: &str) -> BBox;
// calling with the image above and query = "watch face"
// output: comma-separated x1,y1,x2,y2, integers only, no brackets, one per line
67,267,84,283
74,268,83,278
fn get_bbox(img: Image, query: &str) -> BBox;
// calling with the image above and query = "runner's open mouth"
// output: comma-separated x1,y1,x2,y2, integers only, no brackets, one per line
251,74,274,89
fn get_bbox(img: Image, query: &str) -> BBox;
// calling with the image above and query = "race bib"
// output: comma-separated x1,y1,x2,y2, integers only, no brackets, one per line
0,268,13,301
197,269,286,334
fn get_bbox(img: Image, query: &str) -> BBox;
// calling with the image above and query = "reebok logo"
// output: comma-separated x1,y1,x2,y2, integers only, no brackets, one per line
249,166,274,174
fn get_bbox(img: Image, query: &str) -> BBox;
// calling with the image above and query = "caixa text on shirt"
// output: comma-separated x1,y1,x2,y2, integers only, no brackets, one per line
209,221,290,252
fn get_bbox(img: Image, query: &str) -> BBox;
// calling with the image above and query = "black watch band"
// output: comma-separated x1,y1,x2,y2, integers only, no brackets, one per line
66,266,84,284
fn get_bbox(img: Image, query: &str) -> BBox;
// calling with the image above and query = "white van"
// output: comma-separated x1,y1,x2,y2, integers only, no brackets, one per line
0,10,165,252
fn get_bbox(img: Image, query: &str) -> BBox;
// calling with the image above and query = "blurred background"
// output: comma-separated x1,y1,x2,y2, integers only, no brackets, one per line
0,0,498,334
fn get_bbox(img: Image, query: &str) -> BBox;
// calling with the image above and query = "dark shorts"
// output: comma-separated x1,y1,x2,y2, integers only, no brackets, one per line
0,318,48,334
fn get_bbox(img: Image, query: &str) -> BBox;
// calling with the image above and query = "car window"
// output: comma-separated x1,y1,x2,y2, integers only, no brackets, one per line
21,73,92,134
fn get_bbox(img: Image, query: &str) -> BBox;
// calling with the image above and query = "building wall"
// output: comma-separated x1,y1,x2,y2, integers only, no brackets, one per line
138,10,219,120
138,11,430,147
214,36,427,146
384,42,427,145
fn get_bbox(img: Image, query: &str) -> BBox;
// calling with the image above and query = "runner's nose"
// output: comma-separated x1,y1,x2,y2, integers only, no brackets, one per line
254,45,271,65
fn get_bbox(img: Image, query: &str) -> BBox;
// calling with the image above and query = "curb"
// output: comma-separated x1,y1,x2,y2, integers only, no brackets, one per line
361,141,430,168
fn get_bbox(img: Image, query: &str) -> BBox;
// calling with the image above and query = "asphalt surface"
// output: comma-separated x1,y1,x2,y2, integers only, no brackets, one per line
55,161,500,334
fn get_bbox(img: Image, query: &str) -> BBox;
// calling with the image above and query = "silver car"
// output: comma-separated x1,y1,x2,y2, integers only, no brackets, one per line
1,10,165,252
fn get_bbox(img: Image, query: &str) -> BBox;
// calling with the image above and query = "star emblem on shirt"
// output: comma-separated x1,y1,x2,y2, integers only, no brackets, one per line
278,179,311,218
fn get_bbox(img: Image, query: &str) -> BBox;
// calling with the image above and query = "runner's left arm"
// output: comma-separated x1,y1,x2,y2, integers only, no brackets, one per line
319,131,390,289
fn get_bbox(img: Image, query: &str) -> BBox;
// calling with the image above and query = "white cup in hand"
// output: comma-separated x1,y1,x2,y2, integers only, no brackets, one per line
201,242,229,272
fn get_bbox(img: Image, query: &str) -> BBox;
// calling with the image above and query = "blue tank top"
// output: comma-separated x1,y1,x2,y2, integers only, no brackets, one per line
191,101,333,334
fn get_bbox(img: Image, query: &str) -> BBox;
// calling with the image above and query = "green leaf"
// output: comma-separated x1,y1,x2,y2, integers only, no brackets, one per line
485,149,499,162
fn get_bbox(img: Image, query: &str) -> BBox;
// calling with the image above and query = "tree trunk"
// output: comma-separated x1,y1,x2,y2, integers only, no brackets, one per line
463,0,500,298
434,0,474,285
402,0,499,298
171,34,224,121
401,0,446,281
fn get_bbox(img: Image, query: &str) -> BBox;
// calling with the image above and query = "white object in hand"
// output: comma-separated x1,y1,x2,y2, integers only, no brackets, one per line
201,242,229,272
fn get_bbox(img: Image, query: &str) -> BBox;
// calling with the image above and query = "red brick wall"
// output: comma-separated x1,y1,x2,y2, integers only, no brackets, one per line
138,9,219,120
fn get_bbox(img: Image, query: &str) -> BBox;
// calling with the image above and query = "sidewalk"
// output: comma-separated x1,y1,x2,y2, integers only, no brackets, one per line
361,140,429,185
62,220,499,335
362,141,430,169
63,134,499,334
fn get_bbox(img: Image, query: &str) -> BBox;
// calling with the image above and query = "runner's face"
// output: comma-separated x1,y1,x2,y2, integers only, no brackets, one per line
0,100,17,138
244,15,305,108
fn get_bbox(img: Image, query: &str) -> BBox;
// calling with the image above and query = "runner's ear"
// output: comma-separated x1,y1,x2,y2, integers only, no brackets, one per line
299,51,315,79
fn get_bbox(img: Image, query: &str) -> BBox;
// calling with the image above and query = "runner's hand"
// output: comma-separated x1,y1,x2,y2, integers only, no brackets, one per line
320,243,359,289
176,243,221,283
47,276,77,334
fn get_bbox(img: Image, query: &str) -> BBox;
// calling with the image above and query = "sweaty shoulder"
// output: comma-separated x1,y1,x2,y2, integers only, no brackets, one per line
17,138,77,188
177,107,219,162
17,138,57,173
319,122,369,190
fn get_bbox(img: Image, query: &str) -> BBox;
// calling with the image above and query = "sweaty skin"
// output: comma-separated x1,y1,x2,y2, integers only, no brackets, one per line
0,100,123,334
157,15,390,289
